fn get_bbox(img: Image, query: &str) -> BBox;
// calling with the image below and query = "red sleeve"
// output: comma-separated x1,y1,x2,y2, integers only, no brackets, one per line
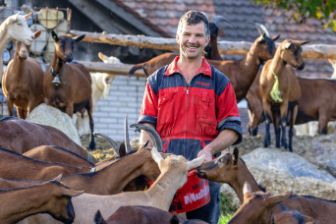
138,82,158,125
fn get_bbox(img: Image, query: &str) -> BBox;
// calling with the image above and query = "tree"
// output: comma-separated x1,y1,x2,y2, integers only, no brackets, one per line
254,0,336,31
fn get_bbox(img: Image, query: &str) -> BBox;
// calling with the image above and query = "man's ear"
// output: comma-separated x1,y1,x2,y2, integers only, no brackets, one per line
176,33,180,45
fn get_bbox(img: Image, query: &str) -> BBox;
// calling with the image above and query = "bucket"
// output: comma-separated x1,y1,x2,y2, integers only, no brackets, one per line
169,170,210,213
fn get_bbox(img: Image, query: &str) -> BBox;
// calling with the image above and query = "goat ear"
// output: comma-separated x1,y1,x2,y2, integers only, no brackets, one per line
98,52,108,62
283,42,292,49
243,182,252,195
52,174,63,182
24,12,33,20
73,34,85,42
51,30,59,42
151,146,163,165
33,30,42,39
233,147,239,166
118,142,127,157
187,154,205,170
266,193,290,208
272,34,280,41
64,189,84,197
94,210,107,224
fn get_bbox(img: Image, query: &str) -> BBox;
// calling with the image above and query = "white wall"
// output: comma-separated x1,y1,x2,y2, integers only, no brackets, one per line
93,75,147,141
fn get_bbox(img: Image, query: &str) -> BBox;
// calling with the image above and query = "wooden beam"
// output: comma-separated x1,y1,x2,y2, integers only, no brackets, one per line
70,30,336,60
78,61,146,77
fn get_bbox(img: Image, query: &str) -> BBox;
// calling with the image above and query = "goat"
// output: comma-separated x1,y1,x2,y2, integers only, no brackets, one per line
228,183,290,224
0,146,86,180
0,180,82,224
209,31,279,102
197,148,336,224
259,39,308,151
0,13,35,83
75,52,116,136
21,123,205,223
94,206,208,224
2,31,44,118
247,77,336,137
0,116,93,161
43,31,96,150
128,22,222,77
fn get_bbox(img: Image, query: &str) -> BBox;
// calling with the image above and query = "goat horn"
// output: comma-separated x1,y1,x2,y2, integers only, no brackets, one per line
124,116,132,154
255,23,270,37
130,123,163,152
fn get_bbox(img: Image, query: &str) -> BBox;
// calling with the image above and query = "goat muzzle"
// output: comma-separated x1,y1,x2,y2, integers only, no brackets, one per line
52,75,61,87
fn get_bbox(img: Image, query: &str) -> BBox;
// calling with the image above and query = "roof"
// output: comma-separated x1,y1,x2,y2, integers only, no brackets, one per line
121,0,336,78
68,0,170,37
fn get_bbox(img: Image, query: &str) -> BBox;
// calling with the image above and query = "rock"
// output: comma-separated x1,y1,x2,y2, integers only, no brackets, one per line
220,147,336,207
27,103,81,145
243,148,335,182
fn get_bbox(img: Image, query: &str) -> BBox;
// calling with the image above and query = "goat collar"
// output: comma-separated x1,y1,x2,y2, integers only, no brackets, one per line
164,56,212,77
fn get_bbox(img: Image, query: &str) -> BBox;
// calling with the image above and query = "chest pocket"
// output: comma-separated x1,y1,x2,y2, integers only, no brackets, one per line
195,92,218,137
157,89,178,137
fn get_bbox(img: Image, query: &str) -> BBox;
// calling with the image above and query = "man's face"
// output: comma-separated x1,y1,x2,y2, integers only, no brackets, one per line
176,22,209,60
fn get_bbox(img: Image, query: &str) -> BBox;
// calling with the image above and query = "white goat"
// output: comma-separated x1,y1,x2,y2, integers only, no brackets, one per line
74,52,118,136
19,124,205,224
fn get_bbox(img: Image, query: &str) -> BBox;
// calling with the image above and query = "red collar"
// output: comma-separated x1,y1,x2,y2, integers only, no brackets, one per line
164,56,212,77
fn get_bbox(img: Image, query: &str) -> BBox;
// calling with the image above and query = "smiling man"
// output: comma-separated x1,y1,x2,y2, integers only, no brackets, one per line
138,10,242,224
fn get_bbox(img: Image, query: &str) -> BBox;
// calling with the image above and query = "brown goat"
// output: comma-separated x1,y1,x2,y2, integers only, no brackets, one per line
247,77,336,137
43,31,95,150
0,146,85,180
0,116,94,161
94,206,207,224
128,22,222,76
0,180,82,224
197,148,336,224
259,39,308,151
21,123,206,223
2,31,43,118
59,146,160,194
209,33,279,102
228,183,290,224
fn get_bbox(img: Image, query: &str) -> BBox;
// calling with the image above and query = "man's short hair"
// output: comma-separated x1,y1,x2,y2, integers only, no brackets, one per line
177,10,210,37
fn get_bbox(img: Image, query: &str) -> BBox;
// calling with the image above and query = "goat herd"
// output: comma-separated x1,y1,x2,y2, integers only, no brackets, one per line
0,12,335,224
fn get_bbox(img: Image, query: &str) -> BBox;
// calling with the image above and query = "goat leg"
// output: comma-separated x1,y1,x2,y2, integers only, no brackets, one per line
280,117,287,149
264,112,272,148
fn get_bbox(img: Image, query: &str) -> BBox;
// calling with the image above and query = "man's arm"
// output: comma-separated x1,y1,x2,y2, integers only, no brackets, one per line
201,129,238,156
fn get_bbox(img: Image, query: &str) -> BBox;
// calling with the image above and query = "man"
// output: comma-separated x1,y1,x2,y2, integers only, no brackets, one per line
138,10,242,224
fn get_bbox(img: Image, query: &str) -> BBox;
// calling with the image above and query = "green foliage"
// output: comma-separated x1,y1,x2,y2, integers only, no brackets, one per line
254,0,336,31
219,214,233,224
220,192,237,223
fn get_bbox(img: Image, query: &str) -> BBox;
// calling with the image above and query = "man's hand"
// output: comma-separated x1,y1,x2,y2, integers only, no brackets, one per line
197,147,213,162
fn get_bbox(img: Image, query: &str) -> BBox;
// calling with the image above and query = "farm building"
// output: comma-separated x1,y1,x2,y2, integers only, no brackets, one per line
1,0,336,140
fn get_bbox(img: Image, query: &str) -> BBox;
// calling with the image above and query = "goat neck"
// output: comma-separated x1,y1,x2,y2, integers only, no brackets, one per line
61,148,158,194
268,47,286,80
146,155,189,210
230,159,261,203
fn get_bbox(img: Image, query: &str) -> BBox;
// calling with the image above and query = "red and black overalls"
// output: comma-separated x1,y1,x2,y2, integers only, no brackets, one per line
138,56,242,159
